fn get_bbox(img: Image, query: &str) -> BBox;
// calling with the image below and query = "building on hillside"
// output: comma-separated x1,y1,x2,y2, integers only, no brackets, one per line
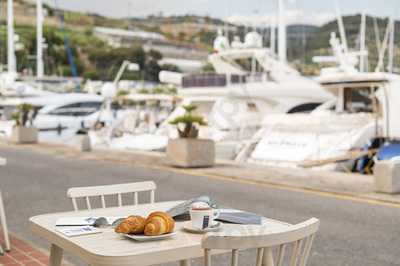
160,22,237,37
158,58,203,73
142,43,208,61
93,26,167,48
94,26,208,61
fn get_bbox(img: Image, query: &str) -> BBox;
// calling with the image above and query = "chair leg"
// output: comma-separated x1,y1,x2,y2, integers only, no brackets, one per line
0,191,10,251
262,248,275,266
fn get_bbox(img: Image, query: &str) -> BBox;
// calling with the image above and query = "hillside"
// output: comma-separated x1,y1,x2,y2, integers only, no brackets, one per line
302,15,400,73
0,0,398,79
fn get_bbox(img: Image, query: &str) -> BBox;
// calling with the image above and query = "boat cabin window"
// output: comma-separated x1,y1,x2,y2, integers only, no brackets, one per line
49,101,102,116
342,87,378,113
288,103,322,113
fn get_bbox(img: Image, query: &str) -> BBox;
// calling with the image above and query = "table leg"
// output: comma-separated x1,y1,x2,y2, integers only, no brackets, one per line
0,191,10,251
49,244,63,266
262,248,274,266
180,259,191,266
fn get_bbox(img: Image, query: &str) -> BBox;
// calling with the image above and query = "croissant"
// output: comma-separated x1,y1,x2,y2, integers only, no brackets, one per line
115,215,146,234
144,212,175,236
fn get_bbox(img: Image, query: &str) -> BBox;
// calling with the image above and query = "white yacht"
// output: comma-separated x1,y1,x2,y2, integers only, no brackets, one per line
237,72,400,170
235,26,400,171
89,94,179,151
179,29,333,114
0,93,105,143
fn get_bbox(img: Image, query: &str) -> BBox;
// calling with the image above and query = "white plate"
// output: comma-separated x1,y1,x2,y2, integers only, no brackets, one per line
124,232,177,242
183,222,223,234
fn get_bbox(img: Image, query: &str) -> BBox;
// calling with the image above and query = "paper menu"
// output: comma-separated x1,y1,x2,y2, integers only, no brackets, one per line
56,226,101,237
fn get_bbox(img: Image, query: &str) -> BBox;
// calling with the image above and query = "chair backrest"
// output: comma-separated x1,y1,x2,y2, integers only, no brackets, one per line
67,181,156,211
202,218,319,266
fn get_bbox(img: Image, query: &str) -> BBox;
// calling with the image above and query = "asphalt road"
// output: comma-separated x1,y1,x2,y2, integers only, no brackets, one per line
1,145,399,266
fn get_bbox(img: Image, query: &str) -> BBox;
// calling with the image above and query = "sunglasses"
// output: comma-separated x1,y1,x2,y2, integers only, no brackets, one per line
89,217,126,228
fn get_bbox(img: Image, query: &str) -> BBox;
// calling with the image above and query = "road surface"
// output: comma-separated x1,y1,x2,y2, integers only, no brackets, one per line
0,145,399,266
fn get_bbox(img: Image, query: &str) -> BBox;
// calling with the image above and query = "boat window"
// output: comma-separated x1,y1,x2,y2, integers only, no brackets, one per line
343,87,377,113
48,101,102,116
288,103,322,113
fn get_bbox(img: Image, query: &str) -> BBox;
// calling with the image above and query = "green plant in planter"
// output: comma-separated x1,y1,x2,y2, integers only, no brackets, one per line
169,105,207,138
11,112,21,126
12,104,34,127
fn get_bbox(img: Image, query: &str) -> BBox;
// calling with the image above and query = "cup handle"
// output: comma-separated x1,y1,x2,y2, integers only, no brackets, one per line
213,209,220,219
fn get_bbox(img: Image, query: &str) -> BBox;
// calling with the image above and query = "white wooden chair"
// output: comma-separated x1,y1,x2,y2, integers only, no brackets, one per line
0,190,11,253
67,181,156,211
202,218,320,266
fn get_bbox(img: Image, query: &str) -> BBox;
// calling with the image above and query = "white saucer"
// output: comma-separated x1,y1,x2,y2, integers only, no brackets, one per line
183,222,223,234
124,232,177,242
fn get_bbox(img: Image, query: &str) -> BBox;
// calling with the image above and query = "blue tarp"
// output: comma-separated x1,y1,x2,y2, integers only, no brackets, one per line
377,143,400,161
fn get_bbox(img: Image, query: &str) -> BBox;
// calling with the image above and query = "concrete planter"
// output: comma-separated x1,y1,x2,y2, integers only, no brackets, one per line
166,138,215,168
374,160,400,194
11,126,38,144
79,134,92,152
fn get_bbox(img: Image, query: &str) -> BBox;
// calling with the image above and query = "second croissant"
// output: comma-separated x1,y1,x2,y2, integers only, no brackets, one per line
115,212,175,236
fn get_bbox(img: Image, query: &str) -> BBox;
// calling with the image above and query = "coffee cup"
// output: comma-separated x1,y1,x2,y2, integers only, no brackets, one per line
190,207,220,230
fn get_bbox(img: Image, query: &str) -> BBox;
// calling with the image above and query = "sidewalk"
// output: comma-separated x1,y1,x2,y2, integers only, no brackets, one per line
0,232,49,266
3,141,400,207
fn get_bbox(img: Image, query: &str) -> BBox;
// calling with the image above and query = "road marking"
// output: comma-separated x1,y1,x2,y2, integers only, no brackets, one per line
151,165,400,209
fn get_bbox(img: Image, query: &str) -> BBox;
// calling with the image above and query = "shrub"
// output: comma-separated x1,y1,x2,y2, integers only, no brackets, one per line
12,104,35,127
117,90,130,97
169,105,207,138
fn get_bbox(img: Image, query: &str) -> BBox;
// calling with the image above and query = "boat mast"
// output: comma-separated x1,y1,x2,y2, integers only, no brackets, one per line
277,0,286,62
224,0,229,39
335,1,348,54
37,0,44,78
375,19,391,72
373,17,382,54
359,12,366,72
7,0,16,74
387,17,395,73
270,16,276,55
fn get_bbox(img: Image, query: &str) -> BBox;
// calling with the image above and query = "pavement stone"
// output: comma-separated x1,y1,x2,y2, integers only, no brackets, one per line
0,232,49,266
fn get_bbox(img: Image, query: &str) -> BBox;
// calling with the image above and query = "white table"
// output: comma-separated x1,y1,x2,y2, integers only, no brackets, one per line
29,201,290,266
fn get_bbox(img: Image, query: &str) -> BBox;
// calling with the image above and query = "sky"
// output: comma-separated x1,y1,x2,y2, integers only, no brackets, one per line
44,0,400,26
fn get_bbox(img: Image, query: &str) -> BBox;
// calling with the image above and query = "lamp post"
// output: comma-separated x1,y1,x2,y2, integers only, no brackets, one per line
7,0,16,74
37,0,44,78
277,0,287,63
